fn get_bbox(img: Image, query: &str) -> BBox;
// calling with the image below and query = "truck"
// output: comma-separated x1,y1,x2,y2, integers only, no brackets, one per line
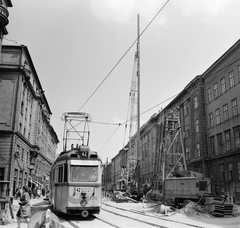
159,172,211,207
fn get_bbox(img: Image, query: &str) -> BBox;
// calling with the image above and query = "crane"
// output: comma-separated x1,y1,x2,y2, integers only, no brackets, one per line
127,14,141,191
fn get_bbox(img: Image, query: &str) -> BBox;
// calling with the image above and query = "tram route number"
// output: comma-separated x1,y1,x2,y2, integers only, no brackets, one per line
76,187,93,193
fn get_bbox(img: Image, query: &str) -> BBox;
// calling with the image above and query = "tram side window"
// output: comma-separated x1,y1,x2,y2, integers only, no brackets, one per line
64,163,68,182
58,165,63,183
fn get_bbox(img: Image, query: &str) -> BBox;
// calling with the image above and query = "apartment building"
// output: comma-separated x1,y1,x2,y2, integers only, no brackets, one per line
0,45,59,197
203,39,240,202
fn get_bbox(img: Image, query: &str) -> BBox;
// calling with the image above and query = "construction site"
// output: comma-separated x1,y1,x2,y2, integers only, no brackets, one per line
102,15,240,219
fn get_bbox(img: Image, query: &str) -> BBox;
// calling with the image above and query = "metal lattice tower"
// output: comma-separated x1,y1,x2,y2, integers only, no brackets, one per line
128,14,140,185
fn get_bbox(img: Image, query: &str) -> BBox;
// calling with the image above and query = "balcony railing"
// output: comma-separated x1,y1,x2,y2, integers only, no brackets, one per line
0,5,9,28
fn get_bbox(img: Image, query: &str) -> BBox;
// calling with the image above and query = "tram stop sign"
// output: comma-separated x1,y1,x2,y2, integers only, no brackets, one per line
28,209,60,228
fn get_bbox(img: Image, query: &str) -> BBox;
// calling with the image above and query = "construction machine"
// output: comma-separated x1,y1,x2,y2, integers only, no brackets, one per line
150,111,211,207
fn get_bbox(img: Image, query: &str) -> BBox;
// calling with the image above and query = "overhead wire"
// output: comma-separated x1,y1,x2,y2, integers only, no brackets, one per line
3,37,21,45
49,1,171,152
76,0,170,113
98,124,121,153
4,1,171,154
93,0,170,151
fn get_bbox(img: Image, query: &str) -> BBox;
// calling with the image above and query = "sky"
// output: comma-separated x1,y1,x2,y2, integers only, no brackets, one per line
4,0,240,163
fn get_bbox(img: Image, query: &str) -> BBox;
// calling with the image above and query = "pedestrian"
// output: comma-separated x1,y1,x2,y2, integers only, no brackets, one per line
28,188,32,199
37,188,41,198
16,186,31,228
33,187,37,198
42,187,45,197
14,186,22,200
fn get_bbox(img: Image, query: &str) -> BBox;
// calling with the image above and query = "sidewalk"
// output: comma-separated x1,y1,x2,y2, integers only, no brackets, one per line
0,197,49,228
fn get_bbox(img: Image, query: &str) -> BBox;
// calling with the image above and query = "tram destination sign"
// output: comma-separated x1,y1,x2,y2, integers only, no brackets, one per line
76,187,93,193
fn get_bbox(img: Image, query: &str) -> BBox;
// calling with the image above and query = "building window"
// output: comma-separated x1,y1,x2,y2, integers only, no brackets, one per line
226,163,233,181
195,119,199,133
220,164,224,181
207,88,211,102
232,98,238,117
185,125,190,138
238,162,240,180
234,126,240,148
215,109,221,125
21,102,24,115
186,147,191,161
209,113,213,128
217,133,223,154
209,136,215,155
22,148,24,160
213,83,218,98
0,168,4,181
221,77,226,94
184,102,189,116
238,65,240,78
19,171,23,187
19,122,22,133
212,166,216,177
145,136,147,158
223,104,229,121
225,130,231,151
194,95,198,109
229,71,235,88
196,144,200,158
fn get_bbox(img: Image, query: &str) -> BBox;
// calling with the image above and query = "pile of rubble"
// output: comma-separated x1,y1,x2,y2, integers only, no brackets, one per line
178,199,239,218
178,201,210,217
141,197,240,218
108,191,139,203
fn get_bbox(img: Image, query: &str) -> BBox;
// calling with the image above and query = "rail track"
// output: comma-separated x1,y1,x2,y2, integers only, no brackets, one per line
57,202,207,228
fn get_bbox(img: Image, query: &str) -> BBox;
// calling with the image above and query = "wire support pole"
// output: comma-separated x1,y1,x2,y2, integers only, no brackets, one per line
136,14,141,193
137,13,140,148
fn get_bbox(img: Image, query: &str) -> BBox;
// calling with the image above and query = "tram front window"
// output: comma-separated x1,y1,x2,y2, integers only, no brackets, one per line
71,166,98,182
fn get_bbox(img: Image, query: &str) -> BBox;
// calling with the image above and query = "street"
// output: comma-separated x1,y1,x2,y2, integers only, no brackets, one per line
1,197,240,228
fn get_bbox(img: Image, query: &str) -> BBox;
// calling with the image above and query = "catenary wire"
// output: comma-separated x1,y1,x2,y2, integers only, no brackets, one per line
98,93,179,152
75,0,170,113
98,124,121,152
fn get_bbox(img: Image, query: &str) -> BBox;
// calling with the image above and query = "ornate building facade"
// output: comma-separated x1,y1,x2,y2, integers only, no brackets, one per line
0,45,59,198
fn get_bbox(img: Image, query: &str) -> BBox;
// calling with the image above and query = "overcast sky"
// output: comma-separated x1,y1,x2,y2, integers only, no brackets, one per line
4,0,240,163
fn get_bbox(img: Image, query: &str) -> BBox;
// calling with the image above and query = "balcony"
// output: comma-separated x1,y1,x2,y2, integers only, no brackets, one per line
0,5,9,29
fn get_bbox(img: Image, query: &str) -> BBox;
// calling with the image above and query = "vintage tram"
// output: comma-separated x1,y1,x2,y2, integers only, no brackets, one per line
49,112,102,217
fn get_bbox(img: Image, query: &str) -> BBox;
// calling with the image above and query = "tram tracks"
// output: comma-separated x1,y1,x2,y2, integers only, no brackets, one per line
56,202,207,228
99,202,206,228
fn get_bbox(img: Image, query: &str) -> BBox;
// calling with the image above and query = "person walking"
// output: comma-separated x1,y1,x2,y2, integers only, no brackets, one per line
16,186,31,228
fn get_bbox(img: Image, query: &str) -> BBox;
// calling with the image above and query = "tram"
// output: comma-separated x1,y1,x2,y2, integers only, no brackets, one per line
49,112,102,217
